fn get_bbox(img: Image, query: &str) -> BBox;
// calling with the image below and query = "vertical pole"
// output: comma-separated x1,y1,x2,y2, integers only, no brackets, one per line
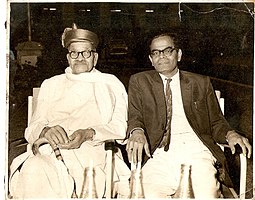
27,3,31,41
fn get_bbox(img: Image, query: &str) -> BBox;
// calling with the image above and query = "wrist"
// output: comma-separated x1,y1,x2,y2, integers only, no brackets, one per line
131,129,145,137
226,130,237,142
87,128,96,140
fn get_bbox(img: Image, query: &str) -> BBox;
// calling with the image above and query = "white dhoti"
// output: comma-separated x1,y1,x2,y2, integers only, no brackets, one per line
9,143,130,198
11,153,74,198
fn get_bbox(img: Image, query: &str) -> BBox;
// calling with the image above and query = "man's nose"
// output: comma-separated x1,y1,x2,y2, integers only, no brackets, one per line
159,51,165,58
77,53,85,60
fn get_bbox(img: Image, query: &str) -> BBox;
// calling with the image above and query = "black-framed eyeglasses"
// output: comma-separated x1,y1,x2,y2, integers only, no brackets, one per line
68,50,96,59
150,46,177,57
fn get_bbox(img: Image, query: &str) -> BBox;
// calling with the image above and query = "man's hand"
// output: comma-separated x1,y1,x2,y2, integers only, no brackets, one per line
59,128,95,149
126,129,151,165
226,130,252,158
39,125,70,149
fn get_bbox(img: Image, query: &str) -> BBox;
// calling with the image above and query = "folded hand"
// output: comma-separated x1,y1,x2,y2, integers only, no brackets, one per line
40,126,95,150
59,128,95,149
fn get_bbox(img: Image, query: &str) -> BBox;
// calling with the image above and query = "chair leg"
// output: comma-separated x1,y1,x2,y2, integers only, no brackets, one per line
105,140,115,199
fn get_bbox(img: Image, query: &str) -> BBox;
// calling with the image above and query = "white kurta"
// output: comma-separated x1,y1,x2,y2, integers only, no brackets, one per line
9,67,130,198
26,67,128,144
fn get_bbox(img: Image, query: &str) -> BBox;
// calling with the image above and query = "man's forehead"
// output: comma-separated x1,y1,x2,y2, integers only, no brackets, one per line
151,36,174,49
68,41,93,50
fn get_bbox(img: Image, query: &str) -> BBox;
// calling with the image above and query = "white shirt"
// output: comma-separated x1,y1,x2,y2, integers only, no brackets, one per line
159,70,212,159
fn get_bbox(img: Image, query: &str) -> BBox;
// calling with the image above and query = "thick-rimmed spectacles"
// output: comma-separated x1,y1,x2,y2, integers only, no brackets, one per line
68,50,96,59
150,46,177,57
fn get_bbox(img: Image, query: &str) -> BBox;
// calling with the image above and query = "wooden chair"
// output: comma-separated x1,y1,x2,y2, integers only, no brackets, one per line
215,90,247,200
9,87,115,199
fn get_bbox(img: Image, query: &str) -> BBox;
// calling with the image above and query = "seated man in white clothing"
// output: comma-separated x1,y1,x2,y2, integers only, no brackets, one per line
9,23,130,198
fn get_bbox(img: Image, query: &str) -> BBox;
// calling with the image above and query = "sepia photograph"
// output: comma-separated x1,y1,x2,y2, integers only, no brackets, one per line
6,0,254,199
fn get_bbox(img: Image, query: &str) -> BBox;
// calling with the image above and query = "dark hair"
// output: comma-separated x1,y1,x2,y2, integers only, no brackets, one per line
149,32,181,50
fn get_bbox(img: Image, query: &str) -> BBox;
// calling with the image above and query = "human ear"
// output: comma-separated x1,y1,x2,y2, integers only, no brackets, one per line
149,55,153,64
177,49,182,62
66,53,71,63
93,52,98,66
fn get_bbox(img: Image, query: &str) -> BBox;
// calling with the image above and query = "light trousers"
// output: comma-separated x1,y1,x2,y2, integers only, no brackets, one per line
142,146,221,198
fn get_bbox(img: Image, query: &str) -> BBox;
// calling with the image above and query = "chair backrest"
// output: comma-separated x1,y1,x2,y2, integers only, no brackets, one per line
215,90,224,115
215,90,247,200
27,88,40,126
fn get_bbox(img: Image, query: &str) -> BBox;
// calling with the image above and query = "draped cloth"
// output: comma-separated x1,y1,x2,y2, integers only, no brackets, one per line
25,67,128,144
9,67,130,198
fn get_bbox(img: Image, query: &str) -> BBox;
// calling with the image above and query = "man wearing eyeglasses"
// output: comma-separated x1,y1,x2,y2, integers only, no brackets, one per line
126,32,252,198
9,23,130,198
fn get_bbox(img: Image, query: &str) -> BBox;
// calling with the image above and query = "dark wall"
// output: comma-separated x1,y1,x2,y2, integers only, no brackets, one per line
10,3,254,83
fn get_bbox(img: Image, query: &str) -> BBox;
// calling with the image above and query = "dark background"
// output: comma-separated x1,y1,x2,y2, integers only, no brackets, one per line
8,2,254,198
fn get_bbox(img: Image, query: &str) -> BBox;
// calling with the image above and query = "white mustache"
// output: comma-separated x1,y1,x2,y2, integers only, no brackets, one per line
74,61,87,65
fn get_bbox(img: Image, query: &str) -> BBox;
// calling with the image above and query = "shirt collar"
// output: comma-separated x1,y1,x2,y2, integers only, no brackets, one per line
159,69,179,86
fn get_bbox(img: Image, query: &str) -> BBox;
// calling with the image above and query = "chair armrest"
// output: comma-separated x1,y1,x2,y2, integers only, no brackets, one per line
9,137,28,148
218,143,247,200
